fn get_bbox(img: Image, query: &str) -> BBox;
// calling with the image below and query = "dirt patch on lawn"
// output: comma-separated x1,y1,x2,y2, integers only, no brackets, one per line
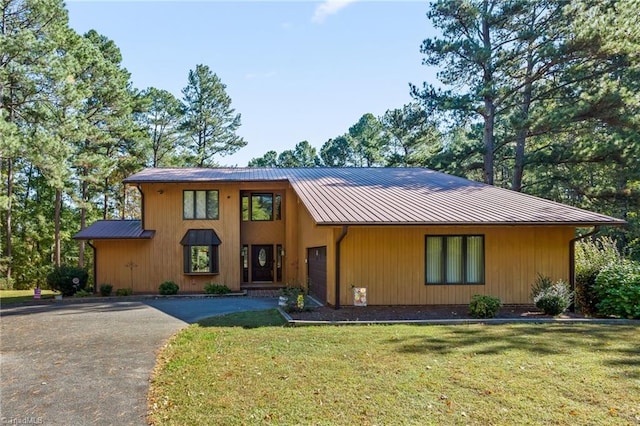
287,305,585,322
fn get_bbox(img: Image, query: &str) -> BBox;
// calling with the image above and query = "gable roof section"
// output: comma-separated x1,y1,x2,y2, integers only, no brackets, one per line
73,220,155,240
123,167,625,226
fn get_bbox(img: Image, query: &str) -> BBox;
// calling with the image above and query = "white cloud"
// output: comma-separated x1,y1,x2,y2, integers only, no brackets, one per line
312,0,357,24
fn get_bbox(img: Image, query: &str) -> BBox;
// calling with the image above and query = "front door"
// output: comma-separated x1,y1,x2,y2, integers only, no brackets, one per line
251,245,274,282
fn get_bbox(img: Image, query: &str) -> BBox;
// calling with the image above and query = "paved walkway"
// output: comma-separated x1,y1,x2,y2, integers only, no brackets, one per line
0,297,277,425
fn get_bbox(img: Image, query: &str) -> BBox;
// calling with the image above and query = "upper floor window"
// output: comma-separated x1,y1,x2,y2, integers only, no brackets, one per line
183,190,219,220
425,235,484,285
242,193,282,221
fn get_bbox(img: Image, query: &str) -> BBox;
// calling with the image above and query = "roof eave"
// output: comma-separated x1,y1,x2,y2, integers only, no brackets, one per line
314,220,627,227
73,230,156,240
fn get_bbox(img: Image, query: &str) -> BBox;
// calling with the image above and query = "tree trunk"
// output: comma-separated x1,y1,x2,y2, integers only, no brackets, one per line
78,177,87,268
103,177,109,220
4,157,13,282
481,3,495,185
54,188,62,267
512,13,536,193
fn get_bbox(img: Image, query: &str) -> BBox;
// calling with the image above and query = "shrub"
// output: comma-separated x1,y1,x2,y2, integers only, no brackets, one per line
204,282,231,294
159,281,179,295
74,289,92,298
0,277,14,290
533,279,573,316
46,265,89,297
575,237,621,315
99,283,113,297
279,285,309,312
529,274,553,302
116,288,133,296
469,294,502,318
594,261,640,319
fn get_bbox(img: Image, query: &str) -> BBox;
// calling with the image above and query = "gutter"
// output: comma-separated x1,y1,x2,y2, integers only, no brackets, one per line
568,226,601,312
135,184,145,230
334,225,349,310
87,241,97,294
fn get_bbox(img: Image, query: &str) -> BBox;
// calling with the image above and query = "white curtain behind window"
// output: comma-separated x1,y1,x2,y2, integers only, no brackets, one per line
466,236,484,283
426,237,443,283
446,236,463,283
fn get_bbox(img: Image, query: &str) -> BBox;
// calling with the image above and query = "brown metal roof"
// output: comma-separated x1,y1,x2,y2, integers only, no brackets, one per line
123,167,625,226
73,220,155,240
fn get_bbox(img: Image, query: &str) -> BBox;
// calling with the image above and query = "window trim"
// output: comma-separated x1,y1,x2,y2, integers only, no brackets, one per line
183,190,219,220
424,234,485,285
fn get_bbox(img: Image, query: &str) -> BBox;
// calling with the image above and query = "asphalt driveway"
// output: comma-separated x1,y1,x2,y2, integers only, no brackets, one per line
0,297,277,425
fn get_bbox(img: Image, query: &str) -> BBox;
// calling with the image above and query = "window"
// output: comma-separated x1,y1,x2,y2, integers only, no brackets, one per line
425,235,484,284
241,192,282,221
183,190,219,219
181,229,221,274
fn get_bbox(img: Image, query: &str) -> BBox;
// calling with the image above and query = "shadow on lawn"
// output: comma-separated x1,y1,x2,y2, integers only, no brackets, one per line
390,324,640,369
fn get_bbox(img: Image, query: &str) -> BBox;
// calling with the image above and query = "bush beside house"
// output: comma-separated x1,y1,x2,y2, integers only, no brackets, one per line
46,265,89,296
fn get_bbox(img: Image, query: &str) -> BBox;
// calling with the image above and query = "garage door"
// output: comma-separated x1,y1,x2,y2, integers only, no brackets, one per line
307,246,327,303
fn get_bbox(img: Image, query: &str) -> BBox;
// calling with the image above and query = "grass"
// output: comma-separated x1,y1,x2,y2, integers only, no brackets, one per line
0,289,58,305
148,309,640,425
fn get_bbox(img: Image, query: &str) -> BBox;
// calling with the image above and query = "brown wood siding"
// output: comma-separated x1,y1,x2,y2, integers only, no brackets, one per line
138,182,241,292
93,240,151,292
337,226,574,306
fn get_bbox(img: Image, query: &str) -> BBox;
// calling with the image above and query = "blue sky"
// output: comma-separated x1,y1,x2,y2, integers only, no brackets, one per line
67,1,439,166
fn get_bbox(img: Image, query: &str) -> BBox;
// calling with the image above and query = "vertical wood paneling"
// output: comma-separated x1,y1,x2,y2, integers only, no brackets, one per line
96,182,575,303
337,226,574,306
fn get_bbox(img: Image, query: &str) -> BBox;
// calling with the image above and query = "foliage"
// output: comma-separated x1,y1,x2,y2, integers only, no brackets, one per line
203,282,231,295
532,278,573,316
594,261,640,319
278,285,310,313
0,278,14,291
159,280,179,295
46,265,89,297
575,237,622,315
74,289,92,298
180,64,246,167
99,283,113,297
468,294,501,318
529,274,554,303
149,322,639,425
116,288,133,296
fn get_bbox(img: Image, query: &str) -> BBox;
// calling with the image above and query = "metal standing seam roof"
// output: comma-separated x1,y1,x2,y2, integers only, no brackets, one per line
73,220,155,240
122,167,625,226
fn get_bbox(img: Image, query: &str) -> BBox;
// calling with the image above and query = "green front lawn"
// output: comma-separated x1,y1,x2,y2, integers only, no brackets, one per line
0,289,58,305
148,310,639,425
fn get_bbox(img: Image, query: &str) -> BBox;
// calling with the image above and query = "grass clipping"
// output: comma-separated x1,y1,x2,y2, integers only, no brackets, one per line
148,309,639,425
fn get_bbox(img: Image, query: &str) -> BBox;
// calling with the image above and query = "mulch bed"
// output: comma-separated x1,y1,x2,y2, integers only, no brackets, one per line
287,305,585,322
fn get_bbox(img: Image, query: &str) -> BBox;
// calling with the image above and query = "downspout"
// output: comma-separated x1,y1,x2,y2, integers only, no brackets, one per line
569,226,600,312
135,184,145,229
87,241,97,294
334,225,349,310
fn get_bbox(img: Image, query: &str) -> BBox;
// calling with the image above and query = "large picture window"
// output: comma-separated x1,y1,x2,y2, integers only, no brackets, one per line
183,190,219,220
425,235,484,284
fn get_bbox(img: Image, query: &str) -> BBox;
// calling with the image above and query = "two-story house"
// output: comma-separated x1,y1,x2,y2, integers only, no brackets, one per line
74,167,624,307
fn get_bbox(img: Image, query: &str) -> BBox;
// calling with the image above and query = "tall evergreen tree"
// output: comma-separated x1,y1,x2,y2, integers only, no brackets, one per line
138,87,184,167
180,64,246,167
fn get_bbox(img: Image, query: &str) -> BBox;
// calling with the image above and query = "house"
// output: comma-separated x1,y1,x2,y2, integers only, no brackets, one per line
73,167,624,306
